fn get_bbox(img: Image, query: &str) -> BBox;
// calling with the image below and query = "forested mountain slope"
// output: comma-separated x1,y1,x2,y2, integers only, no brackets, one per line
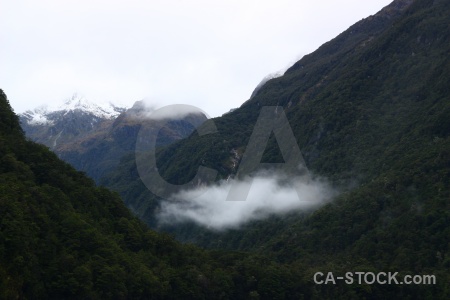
103,0,450,294
4,0,449,298
1,90,314,299
7,83,445,298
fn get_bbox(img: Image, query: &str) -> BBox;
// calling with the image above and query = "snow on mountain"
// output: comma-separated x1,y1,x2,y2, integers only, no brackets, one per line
21,94,127,126
21,106,54,125
57,94,126,119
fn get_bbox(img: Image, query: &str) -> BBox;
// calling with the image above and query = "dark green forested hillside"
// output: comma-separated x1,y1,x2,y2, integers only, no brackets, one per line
8,87,446,300
4,0,450,298
0,90,319,299
102,0,450,298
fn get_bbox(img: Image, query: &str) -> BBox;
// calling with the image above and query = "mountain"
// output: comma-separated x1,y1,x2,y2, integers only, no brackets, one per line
20,94,126,149
7,0,450,297
102,0,450,297
20,97,207,182
3,89,325,299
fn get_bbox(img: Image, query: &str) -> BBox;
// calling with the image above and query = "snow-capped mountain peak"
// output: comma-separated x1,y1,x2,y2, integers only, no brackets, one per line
21,105,52,125
21,94,127,126
57,93,126,119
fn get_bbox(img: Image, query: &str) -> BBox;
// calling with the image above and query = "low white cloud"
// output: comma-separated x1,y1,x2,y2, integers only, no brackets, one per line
123,100,209,123
143,103,209,121
158,173,336,230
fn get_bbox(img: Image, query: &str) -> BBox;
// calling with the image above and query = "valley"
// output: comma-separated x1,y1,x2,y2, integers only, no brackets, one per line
2,0,449,298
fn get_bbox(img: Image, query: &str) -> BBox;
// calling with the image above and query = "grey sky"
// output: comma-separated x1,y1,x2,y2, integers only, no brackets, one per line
1,0,392,117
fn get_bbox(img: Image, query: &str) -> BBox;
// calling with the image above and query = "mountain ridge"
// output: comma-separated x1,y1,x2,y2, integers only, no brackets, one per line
21,93,126,126
4,88,309,299
7,0,450,297
101,0,450,281
20,97,208,182
19,94,127,151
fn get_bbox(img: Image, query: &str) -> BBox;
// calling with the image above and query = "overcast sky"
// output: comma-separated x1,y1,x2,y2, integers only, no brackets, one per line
1,0,392,117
